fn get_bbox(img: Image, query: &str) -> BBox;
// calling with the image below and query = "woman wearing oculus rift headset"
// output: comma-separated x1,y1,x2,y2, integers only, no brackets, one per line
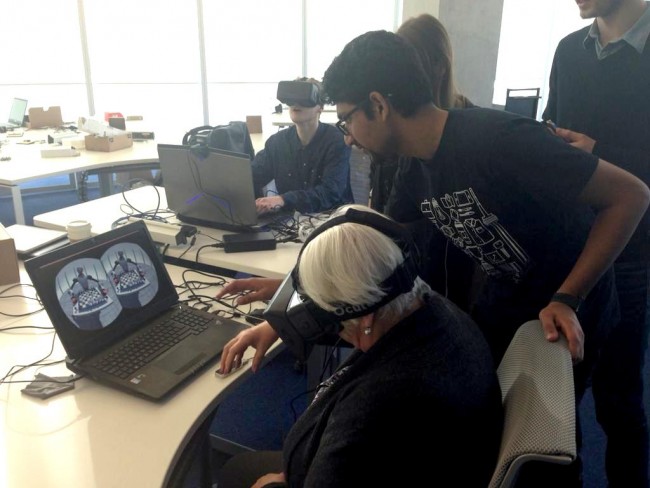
252,78,353,215
216,205,503,488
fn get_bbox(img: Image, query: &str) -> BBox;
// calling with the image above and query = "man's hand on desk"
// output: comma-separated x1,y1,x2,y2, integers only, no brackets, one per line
219,321,279,374
215,277,283,305
256,195,285,214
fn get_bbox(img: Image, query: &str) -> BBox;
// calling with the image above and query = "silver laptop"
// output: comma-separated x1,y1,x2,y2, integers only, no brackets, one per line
157,144,262,232
6,224,68,257
0,98,28,129
24,220,249,401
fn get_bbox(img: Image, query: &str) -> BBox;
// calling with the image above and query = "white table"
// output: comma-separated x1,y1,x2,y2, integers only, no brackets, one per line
0,263,279,488
0,131,267,226
0,129,159,225
33,186,301,279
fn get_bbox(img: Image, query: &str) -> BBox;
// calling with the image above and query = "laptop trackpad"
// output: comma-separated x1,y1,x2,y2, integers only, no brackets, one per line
157,350,208,375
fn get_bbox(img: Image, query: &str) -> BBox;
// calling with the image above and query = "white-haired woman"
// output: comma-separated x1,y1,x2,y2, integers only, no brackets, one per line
216,205,502,487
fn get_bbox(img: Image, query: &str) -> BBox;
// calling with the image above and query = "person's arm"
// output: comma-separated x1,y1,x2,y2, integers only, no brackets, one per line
252,472,286,488
215,277,283,305
554,127,650,184
281,132,352,213
539,158,650,359
219,321,279,373
256,195,285,214
251,139,277,198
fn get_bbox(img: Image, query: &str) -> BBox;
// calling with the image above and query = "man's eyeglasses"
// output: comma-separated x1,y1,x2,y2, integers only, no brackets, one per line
336,102,366,136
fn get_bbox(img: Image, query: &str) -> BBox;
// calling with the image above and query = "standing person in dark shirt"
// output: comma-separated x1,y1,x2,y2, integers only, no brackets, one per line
543,1,650,485
322,29,649,486
252,78,353,215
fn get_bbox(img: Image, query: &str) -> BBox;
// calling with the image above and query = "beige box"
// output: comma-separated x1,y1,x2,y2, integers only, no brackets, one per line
0,224,20,286
246,115,263,134
85,132,133,152
28,106,64,129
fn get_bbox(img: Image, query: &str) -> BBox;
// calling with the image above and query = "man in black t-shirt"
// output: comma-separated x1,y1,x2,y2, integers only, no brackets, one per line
323,30,649,486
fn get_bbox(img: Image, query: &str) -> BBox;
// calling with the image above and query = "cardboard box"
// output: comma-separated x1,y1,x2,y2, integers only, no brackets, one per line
0,224,20,286
85,132,133,152
28,106,63,129
246,115,263,134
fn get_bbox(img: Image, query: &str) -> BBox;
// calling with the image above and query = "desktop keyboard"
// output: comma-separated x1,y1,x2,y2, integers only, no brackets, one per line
92,309,212,379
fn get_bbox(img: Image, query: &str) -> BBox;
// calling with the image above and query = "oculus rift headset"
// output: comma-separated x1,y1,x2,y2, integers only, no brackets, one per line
263,207,420,361
276,80,320,108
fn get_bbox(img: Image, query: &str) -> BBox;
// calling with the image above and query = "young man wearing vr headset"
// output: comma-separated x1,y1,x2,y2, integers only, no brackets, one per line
252,78,353,215
216,205,503,487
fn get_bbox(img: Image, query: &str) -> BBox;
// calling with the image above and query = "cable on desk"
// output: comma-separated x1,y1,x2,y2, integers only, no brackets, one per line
1,324,54,332
119,179,160,212
174,269,261,320
177,235,197,260
0,332,67,386
0,283,44,317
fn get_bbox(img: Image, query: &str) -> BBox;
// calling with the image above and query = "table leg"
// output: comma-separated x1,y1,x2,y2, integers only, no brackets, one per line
99,172,113,197
10,185,25,225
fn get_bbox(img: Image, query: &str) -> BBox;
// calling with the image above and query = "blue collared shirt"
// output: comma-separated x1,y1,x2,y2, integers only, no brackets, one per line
584,1,650,59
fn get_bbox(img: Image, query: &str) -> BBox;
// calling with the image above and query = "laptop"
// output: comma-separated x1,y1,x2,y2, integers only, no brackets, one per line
5,224,68,258
0,98,28,129
24,220,249,401
157,144,286,232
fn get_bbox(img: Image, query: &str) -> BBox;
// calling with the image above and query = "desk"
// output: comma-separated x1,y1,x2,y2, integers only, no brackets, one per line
33,186,301,279
0,131,267,226
0,263,279,488
0,129,159,225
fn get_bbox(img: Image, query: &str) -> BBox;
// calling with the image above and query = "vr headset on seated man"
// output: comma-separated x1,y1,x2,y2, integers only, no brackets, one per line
263,208,420,361
276,80,321,108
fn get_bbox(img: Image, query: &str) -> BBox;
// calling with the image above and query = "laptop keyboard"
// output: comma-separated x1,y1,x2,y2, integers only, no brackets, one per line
92,308,212,379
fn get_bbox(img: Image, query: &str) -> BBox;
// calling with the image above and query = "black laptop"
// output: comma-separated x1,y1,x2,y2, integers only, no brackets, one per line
157,144,291,232
24,220,249,401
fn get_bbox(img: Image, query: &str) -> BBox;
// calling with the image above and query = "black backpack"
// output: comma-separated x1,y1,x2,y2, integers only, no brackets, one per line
182,121,255,159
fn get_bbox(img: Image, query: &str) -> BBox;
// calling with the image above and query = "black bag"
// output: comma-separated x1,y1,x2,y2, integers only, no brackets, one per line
182,121,255,159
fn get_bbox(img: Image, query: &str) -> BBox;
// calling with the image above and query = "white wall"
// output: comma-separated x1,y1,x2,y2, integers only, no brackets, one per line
402,0,439,19
439,0,504,107
403,0,505,108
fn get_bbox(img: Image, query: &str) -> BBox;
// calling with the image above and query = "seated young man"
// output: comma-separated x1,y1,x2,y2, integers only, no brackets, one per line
252,78,353,215
215,205,503,487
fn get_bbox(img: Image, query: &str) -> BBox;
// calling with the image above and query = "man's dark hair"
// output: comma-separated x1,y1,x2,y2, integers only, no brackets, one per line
322,30,434,117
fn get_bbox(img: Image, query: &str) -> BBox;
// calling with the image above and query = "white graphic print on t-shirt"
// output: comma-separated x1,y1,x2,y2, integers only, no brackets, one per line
420,188,530,282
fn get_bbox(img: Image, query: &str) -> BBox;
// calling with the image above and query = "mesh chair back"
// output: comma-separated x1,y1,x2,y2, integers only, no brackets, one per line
488,320,576,488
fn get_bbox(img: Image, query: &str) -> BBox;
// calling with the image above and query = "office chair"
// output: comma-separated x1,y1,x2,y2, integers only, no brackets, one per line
504,88,541,119
488,319,576,488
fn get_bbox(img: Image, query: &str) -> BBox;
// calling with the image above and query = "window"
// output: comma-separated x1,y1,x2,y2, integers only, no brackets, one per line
306,0,401,80
493,0,590,117
0,0,86,120
0,1,401,138
84,0,203,142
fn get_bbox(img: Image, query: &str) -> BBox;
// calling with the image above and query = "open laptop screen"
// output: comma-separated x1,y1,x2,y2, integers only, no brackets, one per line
7,98,27,126
24,221,178,360
157,144,260,231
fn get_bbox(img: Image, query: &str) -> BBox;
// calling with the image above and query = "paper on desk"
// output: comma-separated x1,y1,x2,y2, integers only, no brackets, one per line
78,116,125,137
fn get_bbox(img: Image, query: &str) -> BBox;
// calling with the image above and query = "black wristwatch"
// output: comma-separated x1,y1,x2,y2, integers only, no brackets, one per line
551,292,584,312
